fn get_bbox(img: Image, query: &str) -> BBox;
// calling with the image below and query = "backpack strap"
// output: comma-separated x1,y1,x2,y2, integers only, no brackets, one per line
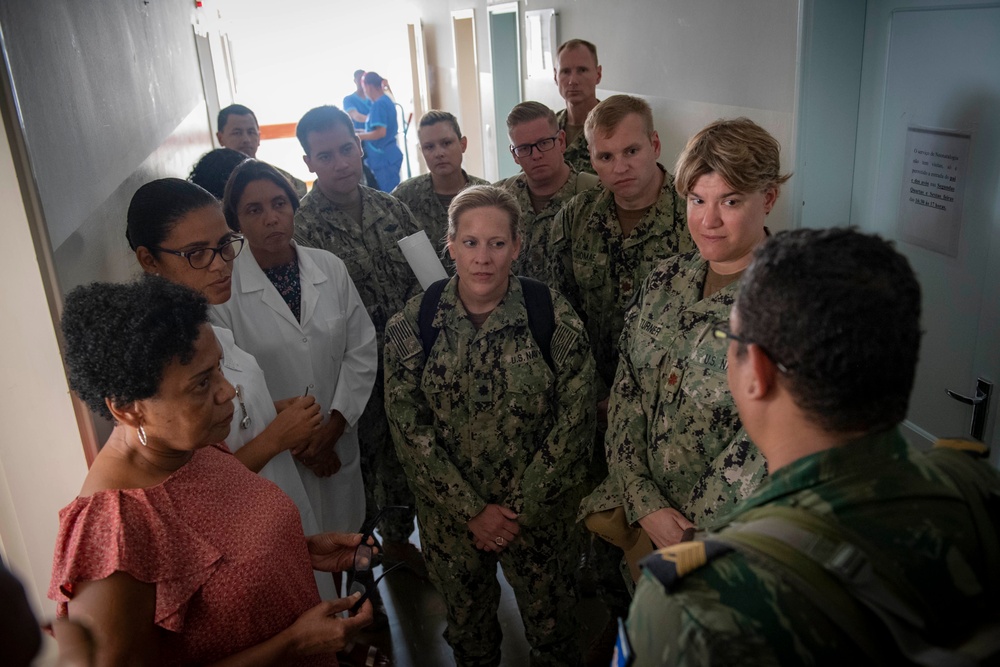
517,276,555,371
717,505,998,666
418,278,449,357
418,276,557,371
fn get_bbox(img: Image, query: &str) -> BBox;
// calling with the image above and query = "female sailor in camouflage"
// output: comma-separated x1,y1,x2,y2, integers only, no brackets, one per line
582,118,791,561
385,185,596,666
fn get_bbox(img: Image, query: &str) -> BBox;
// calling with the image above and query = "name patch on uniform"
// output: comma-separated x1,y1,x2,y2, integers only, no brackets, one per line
386,318,422,361
693,350,728,371
639,317,663,337
504,348,541,365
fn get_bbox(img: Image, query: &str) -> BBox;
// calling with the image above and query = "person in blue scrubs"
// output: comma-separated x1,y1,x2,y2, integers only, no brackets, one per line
357,71,404,192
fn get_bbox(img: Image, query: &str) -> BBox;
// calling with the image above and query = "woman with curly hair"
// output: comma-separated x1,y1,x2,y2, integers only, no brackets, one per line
50,278,373,665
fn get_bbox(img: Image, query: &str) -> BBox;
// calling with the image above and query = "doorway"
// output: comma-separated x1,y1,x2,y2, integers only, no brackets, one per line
798,0,1000,464
452,10,485,178
488,3,522,180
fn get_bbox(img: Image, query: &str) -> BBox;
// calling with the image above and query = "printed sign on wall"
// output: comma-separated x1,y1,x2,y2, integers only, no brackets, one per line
897,127,971,257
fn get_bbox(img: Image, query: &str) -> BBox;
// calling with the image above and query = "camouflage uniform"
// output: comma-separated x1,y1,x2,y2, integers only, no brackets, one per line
581,251,766,531
626,428,1000,666
294,185,421,541
274,165,307,198
391,171,489,258
549,165,694,395
495,166,600,281
384,276,596,667
555,108,595,175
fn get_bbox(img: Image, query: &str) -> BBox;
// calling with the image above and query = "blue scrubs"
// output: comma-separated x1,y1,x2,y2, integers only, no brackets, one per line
364,95,403,192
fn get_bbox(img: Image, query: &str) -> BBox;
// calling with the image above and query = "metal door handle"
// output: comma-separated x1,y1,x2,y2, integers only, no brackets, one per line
945,378,993,441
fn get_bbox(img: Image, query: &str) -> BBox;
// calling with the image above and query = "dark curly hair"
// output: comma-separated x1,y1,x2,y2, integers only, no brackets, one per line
126,178,219,254
188,148,249,200
222,159,300,232
736,227,922,434
61,277,209,420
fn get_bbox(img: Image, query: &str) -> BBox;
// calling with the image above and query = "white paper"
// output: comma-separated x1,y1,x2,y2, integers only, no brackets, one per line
897,127,971,257
397,231,448,290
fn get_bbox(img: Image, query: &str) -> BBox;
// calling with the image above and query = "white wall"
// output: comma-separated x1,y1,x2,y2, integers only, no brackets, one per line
409,0,802,228
0,107,89,618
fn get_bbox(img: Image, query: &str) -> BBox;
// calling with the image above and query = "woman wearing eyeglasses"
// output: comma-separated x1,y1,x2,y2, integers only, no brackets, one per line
128,178,339,598
50,277,375,664
582,118,790,566
212,160,377,545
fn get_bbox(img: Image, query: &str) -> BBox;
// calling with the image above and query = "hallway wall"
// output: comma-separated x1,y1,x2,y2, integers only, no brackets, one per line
408,0,801,227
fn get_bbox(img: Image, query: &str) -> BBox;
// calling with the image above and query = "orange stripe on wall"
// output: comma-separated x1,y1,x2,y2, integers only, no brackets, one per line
260,123,298,140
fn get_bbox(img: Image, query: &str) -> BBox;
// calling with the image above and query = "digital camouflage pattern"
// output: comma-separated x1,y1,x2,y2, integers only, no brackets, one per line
384,276,596,665
556,108,596,175
626,428,1000,666
418,505,582,667
495,166,600,281
294,184,422,539
274,164,307,198
549,166,694,393
391,171,489,260
581,251,766,529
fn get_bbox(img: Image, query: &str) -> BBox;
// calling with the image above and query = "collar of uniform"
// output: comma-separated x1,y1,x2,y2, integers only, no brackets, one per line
235,241,328,295
734,427,909,514
433,274,529,335
212,325,244,372
303,183,376,229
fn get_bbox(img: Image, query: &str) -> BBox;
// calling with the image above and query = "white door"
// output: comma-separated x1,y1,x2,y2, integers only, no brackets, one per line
854,2,1000,465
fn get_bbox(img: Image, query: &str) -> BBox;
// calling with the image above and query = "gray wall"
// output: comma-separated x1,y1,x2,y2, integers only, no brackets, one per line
407,0,802,228
1,0,213,293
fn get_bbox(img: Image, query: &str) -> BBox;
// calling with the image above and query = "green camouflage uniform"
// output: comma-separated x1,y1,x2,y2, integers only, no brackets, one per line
495,166,600,281
391,170,489,258
581,251,766,530
626,428,1000,666
555,108,595,175
274,165,307,198
294,184,421,541
384,276,596,667
549,165,694,396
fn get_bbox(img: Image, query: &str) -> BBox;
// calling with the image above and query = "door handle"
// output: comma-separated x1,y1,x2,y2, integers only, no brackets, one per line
945,378,993,441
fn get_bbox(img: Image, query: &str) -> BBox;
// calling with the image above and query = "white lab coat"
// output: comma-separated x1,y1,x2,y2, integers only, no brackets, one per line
213,325,336,600
211,244,377,539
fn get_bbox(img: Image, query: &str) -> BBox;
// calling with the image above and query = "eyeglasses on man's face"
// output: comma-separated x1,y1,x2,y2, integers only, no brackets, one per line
712,321,791,374
510,135,560,158
153,234,245,269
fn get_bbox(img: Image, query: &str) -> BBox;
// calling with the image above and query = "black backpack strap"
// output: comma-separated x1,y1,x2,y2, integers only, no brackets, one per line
517,276,556,370
420,277,557,369
418,278,449,357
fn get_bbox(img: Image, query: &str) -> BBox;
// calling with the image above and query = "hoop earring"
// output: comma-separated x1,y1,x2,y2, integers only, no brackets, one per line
137,425,148,447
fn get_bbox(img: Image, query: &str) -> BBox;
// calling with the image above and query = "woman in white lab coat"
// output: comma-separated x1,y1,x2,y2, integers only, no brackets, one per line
213,159,377,537
126,178,340,598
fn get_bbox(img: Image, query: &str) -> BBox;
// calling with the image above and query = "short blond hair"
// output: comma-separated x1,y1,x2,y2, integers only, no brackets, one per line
419,110,462,138
584,95,654,144
447,185,521,241
674,117,791,197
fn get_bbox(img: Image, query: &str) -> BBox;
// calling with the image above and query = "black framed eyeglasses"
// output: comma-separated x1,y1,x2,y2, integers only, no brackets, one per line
510,135,560,158
712,321,791,374
152,234,245,269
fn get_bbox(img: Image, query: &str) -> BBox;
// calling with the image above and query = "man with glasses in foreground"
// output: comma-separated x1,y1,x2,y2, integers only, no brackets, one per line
496,101,599,281
622,227,1000,665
